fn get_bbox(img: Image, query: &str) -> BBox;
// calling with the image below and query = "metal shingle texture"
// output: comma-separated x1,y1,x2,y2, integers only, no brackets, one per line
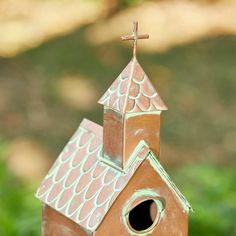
98,58,168,113
35,119,149,232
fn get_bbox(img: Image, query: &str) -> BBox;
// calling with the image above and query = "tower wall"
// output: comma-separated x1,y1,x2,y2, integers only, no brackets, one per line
103,107,124,168
124,112,161,165
103,107,161,169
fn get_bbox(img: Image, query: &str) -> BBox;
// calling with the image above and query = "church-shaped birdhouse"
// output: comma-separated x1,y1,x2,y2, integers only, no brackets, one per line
36,21,192,236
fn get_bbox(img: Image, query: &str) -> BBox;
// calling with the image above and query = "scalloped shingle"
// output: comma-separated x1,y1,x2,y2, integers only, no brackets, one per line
35,119,149,232
98,58,168,113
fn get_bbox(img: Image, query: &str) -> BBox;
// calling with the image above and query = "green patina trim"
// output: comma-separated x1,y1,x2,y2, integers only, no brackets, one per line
104,105,124,116
99,140,147,173
147,152,192,213
122,189,165,236
125,110,161,119
124,140,147,169
100,155,125,173
104,107,161,119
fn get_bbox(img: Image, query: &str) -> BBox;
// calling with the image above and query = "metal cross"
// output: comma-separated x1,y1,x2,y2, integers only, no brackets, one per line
121,21,149,58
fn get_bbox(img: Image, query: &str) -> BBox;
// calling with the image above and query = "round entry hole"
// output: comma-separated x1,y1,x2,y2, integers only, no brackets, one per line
128,199,158,232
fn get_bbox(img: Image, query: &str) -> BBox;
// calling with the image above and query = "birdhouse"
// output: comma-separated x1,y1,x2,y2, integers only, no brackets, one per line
36,21,192,236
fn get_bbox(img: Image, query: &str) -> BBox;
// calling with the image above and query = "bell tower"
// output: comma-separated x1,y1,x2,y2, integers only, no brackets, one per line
98,22,168,170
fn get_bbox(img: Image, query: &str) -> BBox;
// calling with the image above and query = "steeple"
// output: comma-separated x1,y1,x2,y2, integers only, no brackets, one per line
98,22,167,170
98,58,167,113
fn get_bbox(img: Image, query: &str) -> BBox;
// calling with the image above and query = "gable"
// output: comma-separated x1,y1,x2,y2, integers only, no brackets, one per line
94,152,190,236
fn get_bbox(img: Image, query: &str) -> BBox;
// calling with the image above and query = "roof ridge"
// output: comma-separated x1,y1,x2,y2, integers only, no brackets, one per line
122,57,137,113
147,151,193,212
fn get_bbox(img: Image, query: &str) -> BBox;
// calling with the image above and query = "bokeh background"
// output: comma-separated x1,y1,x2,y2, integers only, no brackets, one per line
0,0,236,235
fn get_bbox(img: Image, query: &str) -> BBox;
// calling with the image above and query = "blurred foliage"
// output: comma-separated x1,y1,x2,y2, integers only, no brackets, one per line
0,140,40,236
120,0,147,8
172,163,236,236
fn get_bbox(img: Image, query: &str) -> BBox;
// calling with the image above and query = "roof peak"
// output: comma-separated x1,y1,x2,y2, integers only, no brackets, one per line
98,58,168,113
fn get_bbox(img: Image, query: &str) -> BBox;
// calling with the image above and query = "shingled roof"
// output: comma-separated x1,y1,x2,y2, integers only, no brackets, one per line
98,58,168,113
35,119,149,232
36,119,192,233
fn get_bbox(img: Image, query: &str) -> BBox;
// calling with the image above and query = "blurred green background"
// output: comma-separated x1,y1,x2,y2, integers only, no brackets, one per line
0,0,236,235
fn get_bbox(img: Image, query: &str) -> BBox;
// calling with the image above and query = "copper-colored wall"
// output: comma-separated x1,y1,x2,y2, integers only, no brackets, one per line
124,114,161,165
94,159,188,236
42,205,90,236
103,108,124,167
103,110,161,168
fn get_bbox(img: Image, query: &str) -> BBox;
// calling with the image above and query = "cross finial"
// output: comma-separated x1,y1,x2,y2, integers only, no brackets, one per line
121,21,149,58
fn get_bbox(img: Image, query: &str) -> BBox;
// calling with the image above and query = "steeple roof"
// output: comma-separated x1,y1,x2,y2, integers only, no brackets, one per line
98,58,168,113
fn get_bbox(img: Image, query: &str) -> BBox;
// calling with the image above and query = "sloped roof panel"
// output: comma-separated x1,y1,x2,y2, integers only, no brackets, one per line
35,119,148,232
98,58,168,113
